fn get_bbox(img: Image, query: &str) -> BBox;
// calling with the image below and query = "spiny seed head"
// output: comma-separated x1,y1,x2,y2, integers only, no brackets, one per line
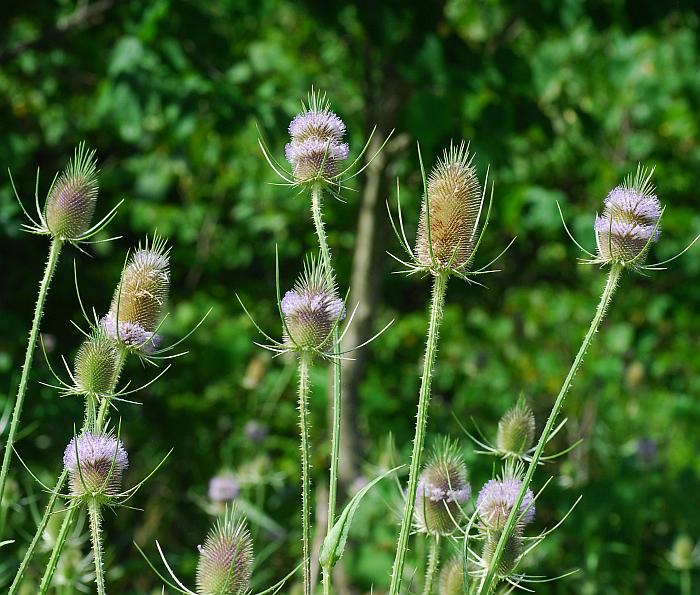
280,256,345,352
73,327,120,396
438,556,469,595
496,398,535,455
63,432,128,498
196,507,253,595
45,142,99,240
208,473,240,503
414,438,471,535
285,90,349,183
595,165,662,264
104,235,170,351
482,530,523,578
416,142,483,271
477,474,535,532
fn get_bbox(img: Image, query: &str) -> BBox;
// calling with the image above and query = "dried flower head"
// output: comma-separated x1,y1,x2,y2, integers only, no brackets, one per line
103,235,170,352
208,473,240,503
73,328,120,397
438,556,468,595
416,142,483,271
477,474,535,532
595,165,662,265
196,507,253,595
285,91,349,183
280,256,345,352
482,530,523,578
414,438,471,535
45,143,99,240
63,432,128,498
496,398,536,456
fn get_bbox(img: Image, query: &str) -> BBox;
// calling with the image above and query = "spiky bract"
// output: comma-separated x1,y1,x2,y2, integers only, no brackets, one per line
595,165,662,265
73,328,120,396
208,473,240,503
414,438,471,535
416,142,483,271
280,256,345,352
438,556,468,595
63,432,128,499
285,91,349,183
482,530,523,578
45,143,99,240
196,508,253,595
476,476,535,532
496,398,536,455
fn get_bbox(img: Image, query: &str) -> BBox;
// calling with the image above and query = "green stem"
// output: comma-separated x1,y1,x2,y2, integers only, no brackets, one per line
311,185,342,595
423,536,440,595
389,271,449,595
38,504,78,595
8,469,68,594
681,569,691,595
477,264,623,594
298,353,313,595
88,499,107,595
0,238,63,510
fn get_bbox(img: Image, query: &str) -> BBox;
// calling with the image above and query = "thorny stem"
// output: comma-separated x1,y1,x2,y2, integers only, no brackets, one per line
389,271,449,595
423,536,440,595
88,499,107,595
0,237,63,511
311,184,342,595
298,352,313,595
477,264,623,594
38,503,77,595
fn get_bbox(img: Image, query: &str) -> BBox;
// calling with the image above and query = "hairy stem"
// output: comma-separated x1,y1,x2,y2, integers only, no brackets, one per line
298,353,313,595
389,271,449,595
478,264,623,594
0,237,63,510
88,499,107,595
38,504,78,595
423,536,440,595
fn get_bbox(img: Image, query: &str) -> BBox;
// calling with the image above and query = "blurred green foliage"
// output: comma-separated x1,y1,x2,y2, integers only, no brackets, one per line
1,1,700,593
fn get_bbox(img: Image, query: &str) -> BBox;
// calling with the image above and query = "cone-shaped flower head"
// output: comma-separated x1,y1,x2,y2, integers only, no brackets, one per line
285,91,349,183
416,142,483,271
496,398,535,455
595,165,662,265
196,507,254,595
482,530,523,578
477,472,535,532
280,256,345,352
103,235,170,352
414,438,471,535
45,142,99,240
208,473,241,503
438,556,468,595
73,327,120,396
63,432,128,498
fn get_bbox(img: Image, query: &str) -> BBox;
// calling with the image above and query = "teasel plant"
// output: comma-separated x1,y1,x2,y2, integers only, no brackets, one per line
1,143,122,513
477,165,700,594
258,88,392,594
386,141,515,595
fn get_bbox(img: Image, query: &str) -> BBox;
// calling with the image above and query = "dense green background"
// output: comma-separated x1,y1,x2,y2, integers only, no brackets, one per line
1,1,699,593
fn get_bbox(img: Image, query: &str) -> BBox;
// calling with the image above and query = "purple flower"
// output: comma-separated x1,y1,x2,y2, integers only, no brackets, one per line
208,473,241,503
101,312,161,353
244,420,268,444
63,432,128,497
477,477,535,531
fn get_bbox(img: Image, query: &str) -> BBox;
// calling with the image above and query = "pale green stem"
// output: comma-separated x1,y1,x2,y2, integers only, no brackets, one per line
88,499,107,595
477,264,623,594
298,353,313,595
0,238,63,510
311,185,342,595
389,271,449,595
38,504,78,595
423,536,440,595
681,569,692,595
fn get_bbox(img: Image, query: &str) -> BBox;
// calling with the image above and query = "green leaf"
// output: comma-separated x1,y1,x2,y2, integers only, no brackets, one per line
319,465,402,570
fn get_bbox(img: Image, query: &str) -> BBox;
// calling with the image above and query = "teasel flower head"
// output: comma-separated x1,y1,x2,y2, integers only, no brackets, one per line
415,142,483,272
414,438,471,535
102,235,170,353
280,255,345,354
73,327,120,397
482,529,523,579
196,506,254,595
63,431,128,500
208,472,241,503
284,90,349,185
594,165,662,266
496,398,536,456
477,467,535,532
438,556,469,595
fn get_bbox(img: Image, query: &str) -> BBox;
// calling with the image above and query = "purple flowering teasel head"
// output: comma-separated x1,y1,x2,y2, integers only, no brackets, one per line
208,472,241,503
63,431,128,499
595,165,662,266
477,473,535,532
413,438,471,536
285,90,349,184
